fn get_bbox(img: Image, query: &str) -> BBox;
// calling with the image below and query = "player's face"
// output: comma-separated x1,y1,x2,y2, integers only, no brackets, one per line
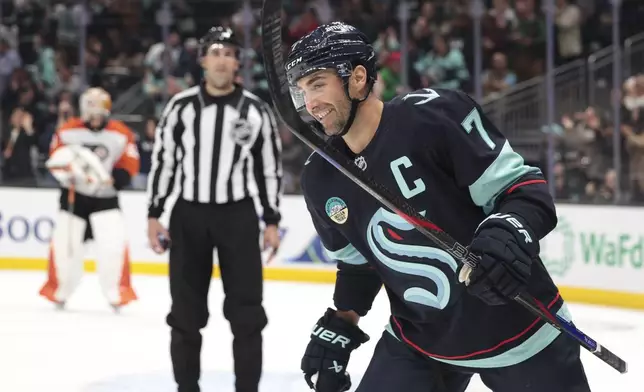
202,44,239,90
297,70,351,136
88,115,106,129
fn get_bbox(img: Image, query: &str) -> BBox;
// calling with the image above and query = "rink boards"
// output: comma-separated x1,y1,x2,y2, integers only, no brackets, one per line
0,186,642,310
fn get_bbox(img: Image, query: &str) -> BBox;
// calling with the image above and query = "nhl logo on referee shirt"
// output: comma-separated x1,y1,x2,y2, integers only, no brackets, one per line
325,197,349,224
230,118,253,145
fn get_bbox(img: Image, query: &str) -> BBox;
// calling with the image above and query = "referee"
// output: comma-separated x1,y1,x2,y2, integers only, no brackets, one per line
145,26,282,392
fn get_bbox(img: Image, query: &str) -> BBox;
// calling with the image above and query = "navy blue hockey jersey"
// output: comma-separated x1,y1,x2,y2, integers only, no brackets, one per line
301,88,570,369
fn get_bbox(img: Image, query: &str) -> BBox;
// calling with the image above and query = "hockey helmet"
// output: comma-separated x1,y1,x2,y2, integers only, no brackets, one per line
79,87,111,124
285,22,377,136
199,26,239,58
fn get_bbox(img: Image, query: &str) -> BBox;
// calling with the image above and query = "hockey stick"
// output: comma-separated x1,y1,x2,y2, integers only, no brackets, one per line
260,0,627,375
68,182,75,256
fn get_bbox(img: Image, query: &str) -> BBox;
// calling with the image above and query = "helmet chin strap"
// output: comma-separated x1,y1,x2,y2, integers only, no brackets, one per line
334,80,375,138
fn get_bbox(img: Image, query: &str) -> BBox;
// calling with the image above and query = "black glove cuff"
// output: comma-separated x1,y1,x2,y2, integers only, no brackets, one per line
310,308,369,352
475,213,539,256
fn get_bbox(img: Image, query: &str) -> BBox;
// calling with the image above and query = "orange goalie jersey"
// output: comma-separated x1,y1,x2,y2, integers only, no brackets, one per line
49,117,141,198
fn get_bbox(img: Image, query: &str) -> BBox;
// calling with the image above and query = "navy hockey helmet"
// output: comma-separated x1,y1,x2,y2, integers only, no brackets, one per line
285,22,377,136
199,26,239,57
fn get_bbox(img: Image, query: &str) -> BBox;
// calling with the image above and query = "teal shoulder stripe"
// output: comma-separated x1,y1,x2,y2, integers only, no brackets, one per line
468,140,541,214
323,243,367,265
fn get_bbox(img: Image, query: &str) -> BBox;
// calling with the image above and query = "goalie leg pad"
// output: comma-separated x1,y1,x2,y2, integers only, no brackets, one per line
90,209,137,306
39,210,87,303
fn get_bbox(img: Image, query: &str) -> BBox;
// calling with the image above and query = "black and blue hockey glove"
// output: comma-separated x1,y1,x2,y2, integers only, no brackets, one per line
301,308,370,392
466,213,539,306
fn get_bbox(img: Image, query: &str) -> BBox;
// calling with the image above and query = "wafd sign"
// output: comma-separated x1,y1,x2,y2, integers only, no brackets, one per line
540,205,644,295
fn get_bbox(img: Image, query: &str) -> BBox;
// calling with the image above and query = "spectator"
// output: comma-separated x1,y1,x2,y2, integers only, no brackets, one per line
373,26,400,57
552,161,573,201
0,36,22,99
52,1,84,65
31,34,57,91
411,2,444,53
621,76,644,202
38,91,75,154
49,61,83,100
482,52,516,98
133,116,156,190
482,0,517,67
414,34,469,90
593,168,620,204
144,30,188,78
561,106,616,196
377,51,403,102
2,107,37,185
288,7,320,41
510,0,545,81
555,0,583,65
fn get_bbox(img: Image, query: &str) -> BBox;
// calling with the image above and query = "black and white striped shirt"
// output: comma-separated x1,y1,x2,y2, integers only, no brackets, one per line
147,84,283,225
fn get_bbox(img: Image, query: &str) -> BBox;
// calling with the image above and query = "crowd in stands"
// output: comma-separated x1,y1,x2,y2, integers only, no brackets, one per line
550,73,644,204
0,0,643,205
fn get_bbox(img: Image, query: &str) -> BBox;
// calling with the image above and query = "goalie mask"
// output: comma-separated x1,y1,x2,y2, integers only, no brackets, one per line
80,87,112,130
285,22,377,137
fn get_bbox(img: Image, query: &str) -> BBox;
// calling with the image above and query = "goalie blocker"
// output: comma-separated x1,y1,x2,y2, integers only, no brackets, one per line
39,88,140,310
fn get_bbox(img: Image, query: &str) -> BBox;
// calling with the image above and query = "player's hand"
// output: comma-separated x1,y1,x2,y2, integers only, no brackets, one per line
301,308,369,392
465,213,538,306
263,224,281,263
148,218,170,254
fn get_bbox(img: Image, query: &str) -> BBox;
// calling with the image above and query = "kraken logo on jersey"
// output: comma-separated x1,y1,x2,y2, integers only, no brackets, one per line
366,207,458,310
325,197,349,224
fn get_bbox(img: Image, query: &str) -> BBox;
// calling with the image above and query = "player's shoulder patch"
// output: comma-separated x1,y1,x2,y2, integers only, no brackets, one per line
392,88,476,129
400,88,442,106
393,87,468,109
325,196,349,224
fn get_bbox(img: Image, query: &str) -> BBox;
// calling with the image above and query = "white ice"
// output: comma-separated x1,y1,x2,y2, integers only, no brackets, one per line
0,270,641,392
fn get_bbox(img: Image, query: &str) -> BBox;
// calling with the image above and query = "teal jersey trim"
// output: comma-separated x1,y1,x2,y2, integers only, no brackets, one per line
468,140,541,214
386,303,571,369
323,243,367,265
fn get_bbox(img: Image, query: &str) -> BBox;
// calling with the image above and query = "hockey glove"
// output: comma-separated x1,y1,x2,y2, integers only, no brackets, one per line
301,308,369,392
466,213,539,306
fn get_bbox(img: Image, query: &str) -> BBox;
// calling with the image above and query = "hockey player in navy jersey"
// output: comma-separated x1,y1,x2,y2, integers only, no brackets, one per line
287,22,591,392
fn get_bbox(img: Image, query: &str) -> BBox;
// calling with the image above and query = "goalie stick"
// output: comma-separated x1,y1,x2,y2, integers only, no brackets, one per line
259,0,627,375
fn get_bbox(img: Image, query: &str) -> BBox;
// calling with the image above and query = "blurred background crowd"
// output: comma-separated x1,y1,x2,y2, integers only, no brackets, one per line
0,0,643,205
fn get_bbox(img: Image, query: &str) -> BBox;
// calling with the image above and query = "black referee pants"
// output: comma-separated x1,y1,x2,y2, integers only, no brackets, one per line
166,198,268,392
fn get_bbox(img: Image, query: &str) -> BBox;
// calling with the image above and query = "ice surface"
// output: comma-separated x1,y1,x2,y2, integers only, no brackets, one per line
0,271,641,391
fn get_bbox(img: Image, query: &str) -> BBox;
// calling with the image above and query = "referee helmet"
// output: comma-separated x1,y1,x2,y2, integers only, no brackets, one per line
199,26,240,58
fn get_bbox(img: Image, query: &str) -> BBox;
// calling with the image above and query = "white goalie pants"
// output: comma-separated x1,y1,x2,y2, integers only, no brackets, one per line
39,205,137,306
